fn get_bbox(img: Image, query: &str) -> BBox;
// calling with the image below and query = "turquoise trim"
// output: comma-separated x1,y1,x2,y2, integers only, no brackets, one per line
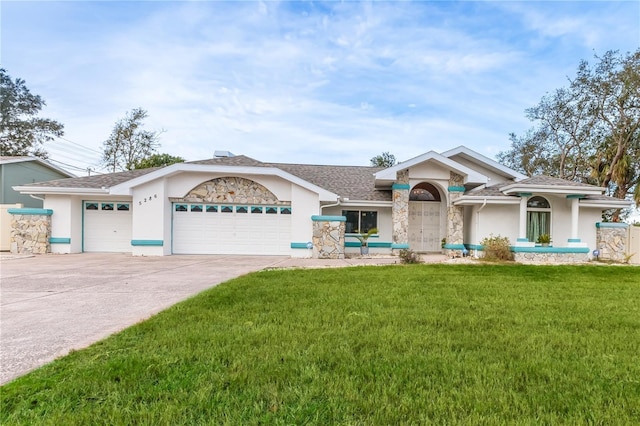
465,244,484,251
566,194,585,199
391,243,409,249
311,215,346,222
447,186,465,192
444,243,466,250
516,238,529,242
49,237,71,244
511,246,590,254
8,208,53,216
131,240,163,246
368,242,392,248
392,183,410,190
568,238,581,243
346,241,364,248
596,222,628,229
517,192,533,197
290,242,312,249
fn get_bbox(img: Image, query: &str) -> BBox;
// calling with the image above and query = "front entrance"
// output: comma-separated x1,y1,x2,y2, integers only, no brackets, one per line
409,202,441,251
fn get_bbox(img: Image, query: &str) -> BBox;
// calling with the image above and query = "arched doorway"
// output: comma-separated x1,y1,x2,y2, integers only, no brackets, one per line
408,182,443,252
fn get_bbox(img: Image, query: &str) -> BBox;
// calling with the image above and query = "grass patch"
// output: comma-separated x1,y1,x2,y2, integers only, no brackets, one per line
2,265,640,424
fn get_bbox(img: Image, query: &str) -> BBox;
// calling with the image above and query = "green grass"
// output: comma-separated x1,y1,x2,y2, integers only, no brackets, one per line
2,264,640,425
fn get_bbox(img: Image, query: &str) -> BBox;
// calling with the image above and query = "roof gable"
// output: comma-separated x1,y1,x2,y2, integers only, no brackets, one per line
441,146,527,182
0,156,76,178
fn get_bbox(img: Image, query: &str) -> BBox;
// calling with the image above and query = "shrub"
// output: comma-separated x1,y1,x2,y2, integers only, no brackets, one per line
398,249,423,264
480,234,513,261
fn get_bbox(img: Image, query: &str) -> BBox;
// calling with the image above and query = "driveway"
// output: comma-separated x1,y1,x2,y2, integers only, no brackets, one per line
0,253,287,385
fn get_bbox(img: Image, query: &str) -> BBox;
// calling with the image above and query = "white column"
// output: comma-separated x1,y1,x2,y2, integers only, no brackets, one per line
518,196,528,240
571,197,579,240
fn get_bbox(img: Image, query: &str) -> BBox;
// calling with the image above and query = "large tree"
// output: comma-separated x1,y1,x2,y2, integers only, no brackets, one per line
0,68,64,157
102,108,162,172
498,49,640,216
370,151,397,167
133,153,185,169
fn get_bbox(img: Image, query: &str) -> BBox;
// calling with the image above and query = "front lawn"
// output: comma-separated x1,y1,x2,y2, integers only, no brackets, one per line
2,265,639,424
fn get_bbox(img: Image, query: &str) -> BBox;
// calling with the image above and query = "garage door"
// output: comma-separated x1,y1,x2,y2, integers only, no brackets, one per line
83,201,132,252
172,203,291,255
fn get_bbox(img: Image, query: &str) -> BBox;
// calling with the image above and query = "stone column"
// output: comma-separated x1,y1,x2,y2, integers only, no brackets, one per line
8,208,53,254
391,170,409,251
446,172,465,257
311,215,346,259
595,222,629,262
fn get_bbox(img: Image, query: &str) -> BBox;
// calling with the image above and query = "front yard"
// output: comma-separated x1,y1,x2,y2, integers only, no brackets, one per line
1,264,639,424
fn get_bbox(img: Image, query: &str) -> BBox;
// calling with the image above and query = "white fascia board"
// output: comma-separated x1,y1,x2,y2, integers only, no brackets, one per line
441,146,528,181
109,164,339,201
374,151,487,185
453,196,521,206
12,185,109,195
500,183,603,196
579,199,634,209
339,200,393,208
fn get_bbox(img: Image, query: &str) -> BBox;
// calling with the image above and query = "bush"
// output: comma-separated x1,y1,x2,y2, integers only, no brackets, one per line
398,249,423,264
480,234,514,262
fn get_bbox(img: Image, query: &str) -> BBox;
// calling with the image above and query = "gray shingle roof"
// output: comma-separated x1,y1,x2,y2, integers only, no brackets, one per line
22,168,160,189
514,175,601,189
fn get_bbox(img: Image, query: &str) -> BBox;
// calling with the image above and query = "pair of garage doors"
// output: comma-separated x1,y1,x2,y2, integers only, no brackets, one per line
83,201,292,255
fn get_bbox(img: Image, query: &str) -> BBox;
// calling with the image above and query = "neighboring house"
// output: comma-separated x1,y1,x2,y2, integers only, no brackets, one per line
10,146,633,263
1,156,75,251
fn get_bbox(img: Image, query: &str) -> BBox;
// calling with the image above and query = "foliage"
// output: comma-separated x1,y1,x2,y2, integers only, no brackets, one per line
370,151,396,167
133,153,185,169
480,234,514,261
2,265,639,424
398,248,423,264
498,49,640,219
102,108,162,172
0,68,64,157
352,227,378,246
536,233,551,244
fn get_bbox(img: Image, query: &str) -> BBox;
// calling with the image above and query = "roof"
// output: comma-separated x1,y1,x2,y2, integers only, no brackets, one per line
0,156,76,178
21,168,159,189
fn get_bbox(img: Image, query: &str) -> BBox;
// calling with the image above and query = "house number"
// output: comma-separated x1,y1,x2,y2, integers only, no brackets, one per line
138,194,158,205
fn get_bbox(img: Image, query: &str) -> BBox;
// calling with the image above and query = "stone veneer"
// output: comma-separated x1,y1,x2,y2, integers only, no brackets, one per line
10,210,52,254
312,217,345,259
514,252,589,264
391,169,409,249
446,172,464,256
183,177,287,205
596,223,629,262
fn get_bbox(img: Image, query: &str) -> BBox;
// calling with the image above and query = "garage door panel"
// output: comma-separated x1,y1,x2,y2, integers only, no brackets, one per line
84,202,132,252
173,204,290,255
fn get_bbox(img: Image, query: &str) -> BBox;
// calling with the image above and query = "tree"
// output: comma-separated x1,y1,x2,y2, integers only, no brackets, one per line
0,68,64,157
370,151,397,167
498,49,640,217
133,153,185,169
102,108,162,172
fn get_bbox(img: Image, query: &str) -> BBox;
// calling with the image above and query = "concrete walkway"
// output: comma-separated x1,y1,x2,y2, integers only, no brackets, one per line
0,252,448,385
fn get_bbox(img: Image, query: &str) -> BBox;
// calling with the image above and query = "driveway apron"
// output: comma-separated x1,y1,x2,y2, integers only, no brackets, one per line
0,253,287,385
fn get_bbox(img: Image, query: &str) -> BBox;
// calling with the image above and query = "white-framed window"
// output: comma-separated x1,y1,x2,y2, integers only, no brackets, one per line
527,196,551,243
342,210,378,233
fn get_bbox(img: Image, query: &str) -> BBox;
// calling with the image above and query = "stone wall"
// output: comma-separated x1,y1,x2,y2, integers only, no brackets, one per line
184,177,287,205
446,172,464,256
10,212,51,254
392,170,409,249
514,252,589,264
596,223,629,262
312,218,345,259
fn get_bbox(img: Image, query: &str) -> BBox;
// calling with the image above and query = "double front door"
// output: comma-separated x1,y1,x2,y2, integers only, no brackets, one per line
408,201,441,252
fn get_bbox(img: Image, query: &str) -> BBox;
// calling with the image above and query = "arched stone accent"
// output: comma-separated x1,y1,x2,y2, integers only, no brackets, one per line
183,177,287,205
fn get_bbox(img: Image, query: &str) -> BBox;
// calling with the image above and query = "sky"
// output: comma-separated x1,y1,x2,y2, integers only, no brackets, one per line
2,0,639,176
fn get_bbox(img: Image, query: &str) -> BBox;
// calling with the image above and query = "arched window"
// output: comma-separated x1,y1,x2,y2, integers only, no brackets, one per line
527,196,551,243
410,182,441,201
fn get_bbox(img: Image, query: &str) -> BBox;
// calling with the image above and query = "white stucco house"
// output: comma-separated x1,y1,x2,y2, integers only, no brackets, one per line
10,146,632,263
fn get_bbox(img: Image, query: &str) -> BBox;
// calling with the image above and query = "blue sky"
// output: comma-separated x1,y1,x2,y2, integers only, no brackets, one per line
2,1,639,175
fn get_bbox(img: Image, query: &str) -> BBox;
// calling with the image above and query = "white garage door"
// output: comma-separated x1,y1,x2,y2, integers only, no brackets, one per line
172,203,291,255
83,201,132,252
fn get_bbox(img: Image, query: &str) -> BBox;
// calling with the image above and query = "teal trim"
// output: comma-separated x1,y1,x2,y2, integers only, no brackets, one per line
131,240,163,247
290,242,312,249
444,243,466,250
447,186,465,192
49,237,71,244
346,241,364,248
392,183,410,190
596,222,628,229
566,194,585,199
391,243,409,249
311,215,346,222
368,242,392,248
511,246,590,254
568,238,581,243
465,244,484,251
7,208,53,216
517,192,533,197
516,238,529,242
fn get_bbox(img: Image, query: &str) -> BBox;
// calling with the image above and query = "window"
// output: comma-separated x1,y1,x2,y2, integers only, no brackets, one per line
117,203,130,211
280,207,291,215
86,202,98,210
527,196,551,243
206,205,218,213
221,206,233,213
251,207,263,214
190,205,203,212
101,203,114,211
410,183,441,201
266,207,278,214
175,204,187,212
342,210,378,233
236,206,248,213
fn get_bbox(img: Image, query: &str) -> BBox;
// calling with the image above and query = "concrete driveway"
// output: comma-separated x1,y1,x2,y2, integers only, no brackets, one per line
0,253,288,385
